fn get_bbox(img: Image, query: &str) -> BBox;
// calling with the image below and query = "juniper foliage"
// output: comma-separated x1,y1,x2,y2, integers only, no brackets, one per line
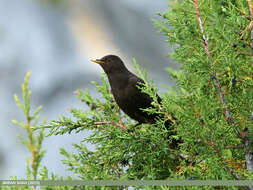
5,1,253,190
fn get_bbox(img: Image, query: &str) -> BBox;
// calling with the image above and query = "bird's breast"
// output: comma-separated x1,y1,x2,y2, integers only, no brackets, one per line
108,73,155,123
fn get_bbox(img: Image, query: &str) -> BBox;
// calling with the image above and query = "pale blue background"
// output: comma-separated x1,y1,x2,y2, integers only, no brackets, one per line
0,0,176,178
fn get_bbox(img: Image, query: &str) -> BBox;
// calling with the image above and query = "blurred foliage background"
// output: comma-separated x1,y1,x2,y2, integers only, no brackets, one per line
0,0,175,178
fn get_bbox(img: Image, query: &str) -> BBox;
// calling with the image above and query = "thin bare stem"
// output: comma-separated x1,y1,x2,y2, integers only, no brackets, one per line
192,0,210,57
94,121,126,130
248,0,253,67
225,145,244,149
248,0,253,16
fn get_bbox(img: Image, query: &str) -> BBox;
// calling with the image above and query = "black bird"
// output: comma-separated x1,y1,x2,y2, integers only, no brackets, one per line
91,55,179,147
91,55,163,124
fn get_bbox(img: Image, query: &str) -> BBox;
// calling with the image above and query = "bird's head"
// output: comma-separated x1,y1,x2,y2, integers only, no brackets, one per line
91,55,128,75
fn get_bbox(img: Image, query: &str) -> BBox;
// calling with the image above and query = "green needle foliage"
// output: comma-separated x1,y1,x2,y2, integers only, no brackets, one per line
1,73,73,190
42,72,178,181
12,72,46,181
5,1,253,190
151,0,253,184
37,0,252,189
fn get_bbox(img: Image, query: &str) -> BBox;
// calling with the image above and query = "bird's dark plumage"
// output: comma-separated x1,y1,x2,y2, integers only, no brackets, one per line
92,55,180,148
91,55,162,125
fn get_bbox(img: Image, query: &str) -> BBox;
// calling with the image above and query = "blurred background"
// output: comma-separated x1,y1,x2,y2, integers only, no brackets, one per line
0,0,177,178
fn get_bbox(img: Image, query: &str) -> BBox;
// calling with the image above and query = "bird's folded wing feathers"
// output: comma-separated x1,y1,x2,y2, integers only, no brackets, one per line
129,75,162,104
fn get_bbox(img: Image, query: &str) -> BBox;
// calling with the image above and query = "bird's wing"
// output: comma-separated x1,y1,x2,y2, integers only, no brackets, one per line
127,75,162,108
129,75,162,104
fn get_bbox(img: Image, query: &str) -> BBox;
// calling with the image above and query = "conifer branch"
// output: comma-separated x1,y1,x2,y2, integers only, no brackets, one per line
13,72,46,189
214,146,239,180
192,0,235,126
248,0,253,66
248,0,253,16
192,1,252,186
215,146,251,190
245,133,253,170
238,10,252,21
245,3,253,190
213,78,234,124
93,121,126,130
192,0,210,57
225,145,244,149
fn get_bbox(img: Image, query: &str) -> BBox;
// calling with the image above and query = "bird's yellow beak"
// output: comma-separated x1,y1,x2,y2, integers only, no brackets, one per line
91,59,104,64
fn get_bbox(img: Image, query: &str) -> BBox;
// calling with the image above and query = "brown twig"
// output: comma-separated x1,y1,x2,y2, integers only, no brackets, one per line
248,0,253,67
94,121,126,130
225,145,244,149
236,50,252,56
248,0,253,16
201,138,243,181
204,141,245,150
213,78,235,124
192,0,210,57
214,144,250,190
186,95,206,127
239,10,252,21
